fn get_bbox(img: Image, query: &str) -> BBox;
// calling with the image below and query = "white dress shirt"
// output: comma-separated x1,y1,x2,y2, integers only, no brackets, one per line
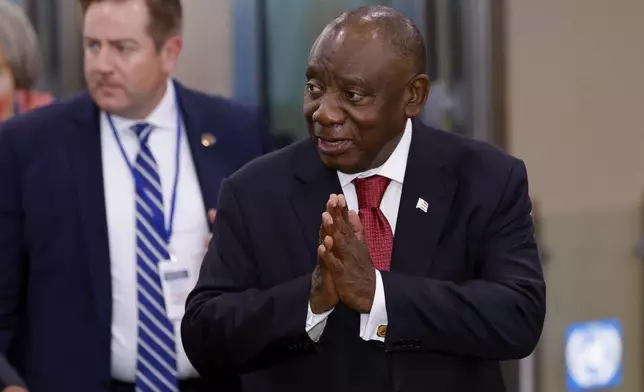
101,79,209,381
306,118,413,342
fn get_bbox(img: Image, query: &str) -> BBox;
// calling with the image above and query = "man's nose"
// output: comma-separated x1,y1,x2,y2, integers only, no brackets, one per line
312,94,345,125
93,47,115,73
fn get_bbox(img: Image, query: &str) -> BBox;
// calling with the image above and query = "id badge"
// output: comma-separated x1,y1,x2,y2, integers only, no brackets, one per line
158,258,195,321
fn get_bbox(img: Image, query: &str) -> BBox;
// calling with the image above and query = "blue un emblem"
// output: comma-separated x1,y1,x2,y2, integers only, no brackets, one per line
565,318,622,390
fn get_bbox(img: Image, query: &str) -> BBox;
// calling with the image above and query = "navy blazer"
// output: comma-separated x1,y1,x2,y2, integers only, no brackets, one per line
182,120,546,392
0,81,273,391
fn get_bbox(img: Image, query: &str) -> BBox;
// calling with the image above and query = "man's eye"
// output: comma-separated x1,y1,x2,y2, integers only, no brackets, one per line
307,82,322,94
345,91,364,102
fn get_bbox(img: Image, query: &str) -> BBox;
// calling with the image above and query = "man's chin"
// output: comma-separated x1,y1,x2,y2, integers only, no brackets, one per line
94,98,127,115
318,151,366,174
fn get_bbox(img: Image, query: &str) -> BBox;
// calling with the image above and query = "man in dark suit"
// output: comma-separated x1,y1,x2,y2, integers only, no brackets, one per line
182,5,545,392
0,0,272,391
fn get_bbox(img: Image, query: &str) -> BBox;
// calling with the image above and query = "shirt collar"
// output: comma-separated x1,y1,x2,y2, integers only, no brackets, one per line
337,118,413,187
102,79,177,135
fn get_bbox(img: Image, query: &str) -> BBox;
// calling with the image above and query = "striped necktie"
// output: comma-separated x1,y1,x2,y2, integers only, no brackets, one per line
132,123,179,391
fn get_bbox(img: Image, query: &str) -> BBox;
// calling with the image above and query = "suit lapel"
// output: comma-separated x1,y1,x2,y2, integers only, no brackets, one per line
67,94,112,337
288,123,456,276
291,141,343,254
390,121,457,276
174,81,229,211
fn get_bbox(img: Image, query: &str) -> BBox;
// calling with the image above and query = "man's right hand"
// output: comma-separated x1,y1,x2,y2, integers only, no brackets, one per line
309,224,339,314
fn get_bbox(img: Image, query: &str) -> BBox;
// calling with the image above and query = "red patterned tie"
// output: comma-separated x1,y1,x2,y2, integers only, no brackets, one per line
353,175,394,271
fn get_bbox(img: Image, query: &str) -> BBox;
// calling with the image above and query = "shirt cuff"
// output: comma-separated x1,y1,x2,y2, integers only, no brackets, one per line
306,302,334,342
359,269,388,342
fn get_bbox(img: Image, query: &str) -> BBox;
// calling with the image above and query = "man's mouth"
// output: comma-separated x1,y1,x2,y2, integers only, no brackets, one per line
316,137,354,155
97,81,122,89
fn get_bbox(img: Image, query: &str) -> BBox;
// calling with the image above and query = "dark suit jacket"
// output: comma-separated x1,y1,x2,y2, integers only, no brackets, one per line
182,120,546,392
0,81,273,391
0,354,25,390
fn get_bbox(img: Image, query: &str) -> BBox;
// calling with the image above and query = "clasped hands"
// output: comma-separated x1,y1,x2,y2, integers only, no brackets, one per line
309,194,376,314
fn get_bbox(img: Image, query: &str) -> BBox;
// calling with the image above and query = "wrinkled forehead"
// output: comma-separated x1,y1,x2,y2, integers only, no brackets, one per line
307,25,399,84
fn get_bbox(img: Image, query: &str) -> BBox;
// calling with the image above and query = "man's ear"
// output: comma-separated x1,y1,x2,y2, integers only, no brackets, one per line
404,74,430,118
160,35,183,74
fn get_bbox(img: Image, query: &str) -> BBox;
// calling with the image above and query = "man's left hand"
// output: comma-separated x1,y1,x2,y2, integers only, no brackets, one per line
319,194,375,313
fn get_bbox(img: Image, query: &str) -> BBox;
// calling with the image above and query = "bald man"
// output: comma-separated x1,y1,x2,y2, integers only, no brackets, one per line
182,6,545,392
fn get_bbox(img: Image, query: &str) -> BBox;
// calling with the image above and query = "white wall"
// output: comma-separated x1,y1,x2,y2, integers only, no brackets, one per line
506,0,644,390
173,0,231,96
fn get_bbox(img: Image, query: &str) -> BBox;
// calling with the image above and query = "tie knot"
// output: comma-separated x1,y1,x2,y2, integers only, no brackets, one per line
354,175,391,209
133,123,153,144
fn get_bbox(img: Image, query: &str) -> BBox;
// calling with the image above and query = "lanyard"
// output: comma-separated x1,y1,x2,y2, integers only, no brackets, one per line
106,94,182,242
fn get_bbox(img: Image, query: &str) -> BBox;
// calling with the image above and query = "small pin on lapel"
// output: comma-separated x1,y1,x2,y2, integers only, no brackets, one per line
416,198,429,213
201,133,216,147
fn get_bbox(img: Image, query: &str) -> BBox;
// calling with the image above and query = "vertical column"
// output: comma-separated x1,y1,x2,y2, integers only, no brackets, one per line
57,0,84,96
173,0,232,96
230,0,262,107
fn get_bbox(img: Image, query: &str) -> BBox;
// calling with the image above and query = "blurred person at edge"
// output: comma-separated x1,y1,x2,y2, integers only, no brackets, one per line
0,4,45,391
0,0,273,391
0,0,53,122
